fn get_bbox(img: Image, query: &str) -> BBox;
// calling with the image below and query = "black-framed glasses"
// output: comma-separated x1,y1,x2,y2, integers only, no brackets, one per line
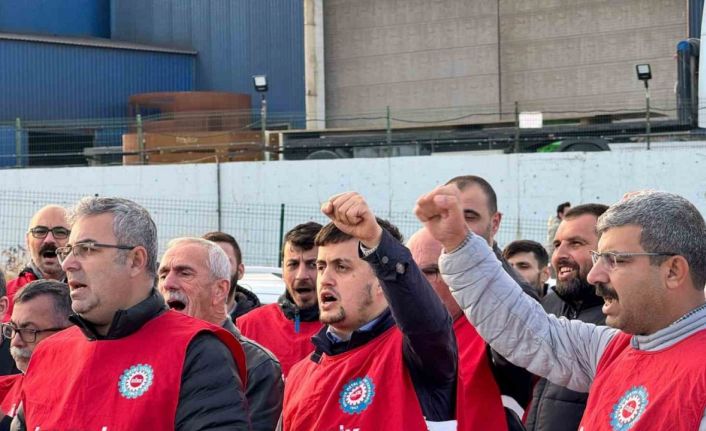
590,250,677,271
1,323,65,343
56,241,136,264
28,226,70,239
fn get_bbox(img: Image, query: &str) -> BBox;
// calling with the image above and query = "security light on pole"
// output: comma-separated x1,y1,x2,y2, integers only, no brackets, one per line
635,64,652,150
252,75,269,160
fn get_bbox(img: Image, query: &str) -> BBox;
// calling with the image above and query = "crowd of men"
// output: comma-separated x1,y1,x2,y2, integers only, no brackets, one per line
0,175,703,430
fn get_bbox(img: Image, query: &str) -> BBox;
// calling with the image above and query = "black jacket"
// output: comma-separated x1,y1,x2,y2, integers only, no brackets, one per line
16,289,250,431
524,287,605,431
309,229,457,422
223,319,283,431
231,285,262,320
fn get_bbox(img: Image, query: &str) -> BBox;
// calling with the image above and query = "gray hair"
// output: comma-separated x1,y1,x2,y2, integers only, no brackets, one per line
15,279,72,327
69,197,158,277
597,191,706,289
165,237,231,281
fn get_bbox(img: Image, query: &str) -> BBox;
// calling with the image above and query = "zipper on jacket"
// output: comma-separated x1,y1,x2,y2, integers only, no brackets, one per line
295,309,301,333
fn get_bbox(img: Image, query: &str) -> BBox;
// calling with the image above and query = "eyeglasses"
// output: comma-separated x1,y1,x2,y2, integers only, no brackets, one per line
1,323,65,343
28,226,70,239
590,250,677,271
420,266,441,282
56,241,136,264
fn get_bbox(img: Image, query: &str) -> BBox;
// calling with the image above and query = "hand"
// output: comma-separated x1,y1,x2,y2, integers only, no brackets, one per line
321,192,383,248
414,185,470,252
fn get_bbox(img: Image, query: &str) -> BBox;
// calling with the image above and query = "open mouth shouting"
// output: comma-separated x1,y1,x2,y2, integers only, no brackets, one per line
318,289,339,311
595,283,619,314
165,292,189,312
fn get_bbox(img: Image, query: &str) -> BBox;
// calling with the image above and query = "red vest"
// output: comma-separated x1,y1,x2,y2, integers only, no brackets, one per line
283,326,428,431
0,374,22,417
579,329,706,431
22,311,246,431
454,317,508,431
237,303,322,377
5,270,39,322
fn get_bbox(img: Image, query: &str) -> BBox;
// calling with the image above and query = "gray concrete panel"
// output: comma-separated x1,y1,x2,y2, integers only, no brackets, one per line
324,0,686,125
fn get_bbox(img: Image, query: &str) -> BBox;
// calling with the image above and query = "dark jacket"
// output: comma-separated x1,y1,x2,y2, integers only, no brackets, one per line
231,285,262,320
0,337,20,431
524,287,605,431
16,289,250,431
309,229,457,421
223,319,283,431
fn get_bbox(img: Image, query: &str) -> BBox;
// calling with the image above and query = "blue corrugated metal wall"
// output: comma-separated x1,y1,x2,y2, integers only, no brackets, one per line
0,40,195,121
110,0,305,116
0,0,110,38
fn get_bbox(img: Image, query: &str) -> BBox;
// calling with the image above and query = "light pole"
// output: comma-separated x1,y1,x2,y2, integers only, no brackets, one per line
636,64,652,150
253,75,269,160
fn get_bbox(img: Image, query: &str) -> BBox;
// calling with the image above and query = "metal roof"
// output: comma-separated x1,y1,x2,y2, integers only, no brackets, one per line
0,32,197,55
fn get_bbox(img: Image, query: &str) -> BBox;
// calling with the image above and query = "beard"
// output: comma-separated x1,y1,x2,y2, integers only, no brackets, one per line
555,274,594,302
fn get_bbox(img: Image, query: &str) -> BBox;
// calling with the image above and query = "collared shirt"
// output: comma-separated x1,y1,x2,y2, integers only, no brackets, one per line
325,314,384,344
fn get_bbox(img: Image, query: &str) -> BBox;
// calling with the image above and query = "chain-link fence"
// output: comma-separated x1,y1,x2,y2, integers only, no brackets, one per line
1,100,705,168
0,190,550,272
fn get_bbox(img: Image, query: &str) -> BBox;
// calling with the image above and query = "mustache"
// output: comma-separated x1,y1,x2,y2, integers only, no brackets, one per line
10,347,31,360
595,283,619,300
293,280,315,290
555,257,578,268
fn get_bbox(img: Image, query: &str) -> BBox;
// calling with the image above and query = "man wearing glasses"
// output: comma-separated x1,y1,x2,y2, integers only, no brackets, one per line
416,188,706,430
0,280,71,428
5,205,70,323
16,197,250,430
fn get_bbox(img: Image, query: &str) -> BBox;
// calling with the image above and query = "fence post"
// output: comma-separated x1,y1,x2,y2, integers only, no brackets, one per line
14,118,22,168
136,114,145,164
386,106,392,157
277,203,285,265
513,101,520,153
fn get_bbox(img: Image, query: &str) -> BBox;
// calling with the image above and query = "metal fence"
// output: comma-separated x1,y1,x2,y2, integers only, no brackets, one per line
0,190,550,274
1,98,705,168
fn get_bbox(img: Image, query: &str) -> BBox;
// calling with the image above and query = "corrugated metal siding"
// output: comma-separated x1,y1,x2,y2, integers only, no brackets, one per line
0,0,110,38
111,0,305,116
0,39,195,121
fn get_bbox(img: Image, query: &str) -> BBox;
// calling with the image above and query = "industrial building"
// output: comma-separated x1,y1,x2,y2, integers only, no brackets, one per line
0,0,703,166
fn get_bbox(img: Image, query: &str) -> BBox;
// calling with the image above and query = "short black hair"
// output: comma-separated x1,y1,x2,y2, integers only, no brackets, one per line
556,202,571,215
315,217,403,247
446,175,498,214
0,268,5,298
14,279,72,325
203,231,242,265
502,240,549,268
564,203,608,220
283,222,323,251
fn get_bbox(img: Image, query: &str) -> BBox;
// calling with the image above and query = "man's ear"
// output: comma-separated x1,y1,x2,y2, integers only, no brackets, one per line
491,212,502,238
540,266,551,284
127,246,149,276
236,264,245,281
213,279,230,306
0,296,8,321
664,255,690,290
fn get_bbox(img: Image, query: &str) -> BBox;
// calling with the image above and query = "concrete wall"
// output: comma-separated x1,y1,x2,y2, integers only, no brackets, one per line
500,0,685,118
324,0,686,126
0,147,703,265
324,0,501,126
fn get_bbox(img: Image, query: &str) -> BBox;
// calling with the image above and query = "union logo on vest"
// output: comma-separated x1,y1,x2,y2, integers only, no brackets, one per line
339,376,375,415
118,364,155,399
610,386,649,431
